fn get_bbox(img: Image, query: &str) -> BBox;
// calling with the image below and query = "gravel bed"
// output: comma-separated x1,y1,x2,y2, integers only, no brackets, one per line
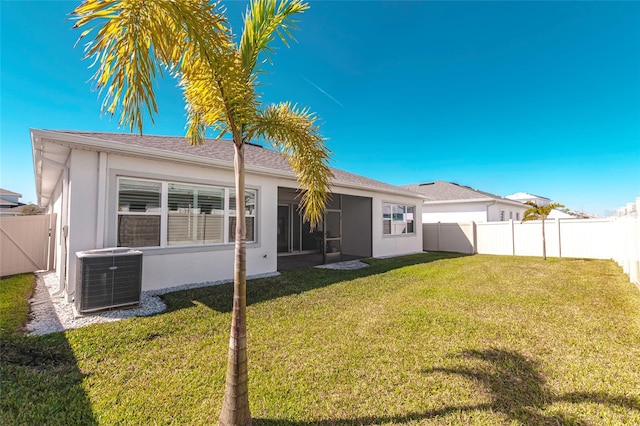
26,271,280,336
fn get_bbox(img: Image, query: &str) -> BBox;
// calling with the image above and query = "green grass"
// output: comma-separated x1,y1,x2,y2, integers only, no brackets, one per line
2,254,640,425
0,273,34,335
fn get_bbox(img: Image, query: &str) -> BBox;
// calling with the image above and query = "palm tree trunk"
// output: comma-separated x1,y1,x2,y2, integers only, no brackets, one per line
541,217,547,261
219,141,252,426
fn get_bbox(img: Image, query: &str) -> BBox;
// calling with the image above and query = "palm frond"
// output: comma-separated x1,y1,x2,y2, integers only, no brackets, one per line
239,0,309,75
521,201,566,222
71,0,228,136
181,50,258,144
250,102,332,227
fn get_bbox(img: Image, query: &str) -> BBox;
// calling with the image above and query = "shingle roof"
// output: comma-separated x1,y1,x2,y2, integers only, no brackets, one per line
54,131,422,198
401,180,517,202
0,199,19,207
0,188,22,197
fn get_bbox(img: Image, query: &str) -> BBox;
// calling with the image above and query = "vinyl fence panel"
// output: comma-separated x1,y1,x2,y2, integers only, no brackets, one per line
423,222,475,254
558,219,613,259
422,196,639,285
476,222,513,255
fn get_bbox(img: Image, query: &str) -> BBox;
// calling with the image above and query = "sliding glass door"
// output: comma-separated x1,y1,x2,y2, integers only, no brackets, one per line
278,204,323,254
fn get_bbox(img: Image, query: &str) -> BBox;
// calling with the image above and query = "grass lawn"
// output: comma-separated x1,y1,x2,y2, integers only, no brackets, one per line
2,253,640,425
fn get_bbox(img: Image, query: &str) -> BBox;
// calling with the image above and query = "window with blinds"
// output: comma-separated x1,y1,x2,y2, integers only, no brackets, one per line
229,190,256,242
118,179,162,247
117,178,257,248
167,183,225,245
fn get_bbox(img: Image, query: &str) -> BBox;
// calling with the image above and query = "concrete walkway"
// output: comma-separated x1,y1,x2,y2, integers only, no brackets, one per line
314,260,370,270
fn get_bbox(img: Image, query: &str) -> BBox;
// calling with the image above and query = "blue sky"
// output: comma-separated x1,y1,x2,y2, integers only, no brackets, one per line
1,1,638,216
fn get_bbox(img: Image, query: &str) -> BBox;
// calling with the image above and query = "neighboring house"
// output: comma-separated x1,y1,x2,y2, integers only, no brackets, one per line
505,191,584,218
32,129,424,299
504,192,551,206
547,209,575,219
0,205,21,217
401,181,530,223
0,188,23,211
0,204,45,217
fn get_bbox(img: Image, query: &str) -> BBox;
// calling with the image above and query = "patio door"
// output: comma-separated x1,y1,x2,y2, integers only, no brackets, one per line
324,210,341,263
277,205,290,253
278,204,321,254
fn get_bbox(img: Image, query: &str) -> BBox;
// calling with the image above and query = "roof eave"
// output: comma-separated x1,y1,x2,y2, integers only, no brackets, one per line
423,197,528,207
31,130,425,200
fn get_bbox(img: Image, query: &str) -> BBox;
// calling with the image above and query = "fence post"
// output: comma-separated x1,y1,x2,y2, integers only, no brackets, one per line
437,222,441,251
625,202,634,275
632,198,640,286
557,218,562,258
472,221,477,254
510,219,515,256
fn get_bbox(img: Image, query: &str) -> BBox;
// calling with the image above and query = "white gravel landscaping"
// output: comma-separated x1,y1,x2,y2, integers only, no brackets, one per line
26,270,280,336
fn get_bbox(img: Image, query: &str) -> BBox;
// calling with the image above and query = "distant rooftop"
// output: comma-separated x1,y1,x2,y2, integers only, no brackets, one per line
0,188,22,197
505,192,550,201
401,180,518,203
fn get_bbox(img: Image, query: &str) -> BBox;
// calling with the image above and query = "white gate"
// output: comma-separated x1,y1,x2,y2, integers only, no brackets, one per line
0,214,56,276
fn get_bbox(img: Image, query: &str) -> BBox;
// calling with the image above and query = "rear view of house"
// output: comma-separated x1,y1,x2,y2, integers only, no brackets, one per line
32,130,424,300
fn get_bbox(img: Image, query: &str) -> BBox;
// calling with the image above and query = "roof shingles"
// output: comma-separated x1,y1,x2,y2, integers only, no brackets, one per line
401,180,514,202
56,131,422,198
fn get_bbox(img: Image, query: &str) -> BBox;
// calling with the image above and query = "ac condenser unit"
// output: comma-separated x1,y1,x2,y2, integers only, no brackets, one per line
76,248,143,313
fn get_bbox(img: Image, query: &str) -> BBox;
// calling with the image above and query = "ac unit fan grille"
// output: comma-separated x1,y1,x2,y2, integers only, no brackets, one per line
76,249,143,313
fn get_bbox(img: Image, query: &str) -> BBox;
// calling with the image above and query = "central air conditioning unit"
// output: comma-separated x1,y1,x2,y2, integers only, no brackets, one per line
76,248,143,313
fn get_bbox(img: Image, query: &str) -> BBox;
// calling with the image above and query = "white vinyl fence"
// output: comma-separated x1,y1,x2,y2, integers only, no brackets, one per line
423,198,640,285
0,214,56,277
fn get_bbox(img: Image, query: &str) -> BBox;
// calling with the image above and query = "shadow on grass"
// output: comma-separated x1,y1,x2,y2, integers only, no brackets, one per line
0,333,97,425
162,251,469,314
253,348,639,425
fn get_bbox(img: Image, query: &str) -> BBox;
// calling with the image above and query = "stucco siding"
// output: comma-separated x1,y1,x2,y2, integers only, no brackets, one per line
422,202,488,223
373,194,423,258
98,153,279,291
487,201,529,222
54,145,424,294
67,149,100,298
48,177,64,276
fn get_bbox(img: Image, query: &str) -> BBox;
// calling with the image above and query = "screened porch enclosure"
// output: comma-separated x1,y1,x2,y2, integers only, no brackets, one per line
277,187,372,269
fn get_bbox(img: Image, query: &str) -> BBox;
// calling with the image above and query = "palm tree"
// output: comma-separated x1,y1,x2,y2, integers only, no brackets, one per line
72,1,332,424
522,201,564,260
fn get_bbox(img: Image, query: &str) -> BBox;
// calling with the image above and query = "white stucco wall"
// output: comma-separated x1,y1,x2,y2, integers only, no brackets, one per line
487,201,529,222
59,147,423,293
373,194,423,258
48,177,64,277
422,202,489,223
84,152,279,292
67,149,101,298
423,200,529,223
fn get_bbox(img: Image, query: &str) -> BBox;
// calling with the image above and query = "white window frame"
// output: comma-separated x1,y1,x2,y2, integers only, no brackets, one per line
116,177,257,248
383,202,416,236
229,189,257,243
166,182,227,246
116,178,163,248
